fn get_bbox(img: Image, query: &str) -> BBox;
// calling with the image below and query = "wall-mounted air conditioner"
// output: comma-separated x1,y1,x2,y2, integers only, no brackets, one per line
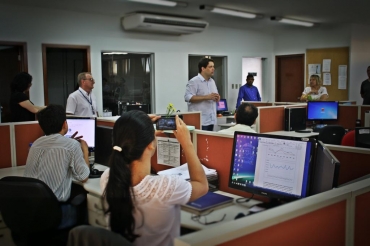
122,13,209,35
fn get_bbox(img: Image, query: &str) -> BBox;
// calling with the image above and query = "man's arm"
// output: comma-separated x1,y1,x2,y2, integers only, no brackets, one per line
256,88,261,101
236,87,244,108
189,93,218,103
66,96,76,115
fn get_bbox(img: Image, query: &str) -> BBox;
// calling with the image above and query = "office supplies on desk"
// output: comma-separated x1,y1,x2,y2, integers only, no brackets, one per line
182,192,234,215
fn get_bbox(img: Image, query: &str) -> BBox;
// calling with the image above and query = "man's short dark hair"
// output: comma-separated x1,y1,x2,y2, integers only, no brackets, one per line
198,58,214,73
246,75,254,80
37,104,66,135
235,103,258,126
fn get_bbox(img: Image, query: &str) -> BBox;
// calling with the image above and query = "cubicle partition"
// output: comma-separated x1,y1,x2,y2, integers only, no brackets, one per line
326,145,370,185
175,176,370,245
0,121,44,168
360,106,370,127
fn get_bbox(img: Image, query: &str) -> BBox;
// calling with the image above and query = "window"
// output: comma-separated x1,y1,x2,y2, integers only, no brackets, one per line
101,52,153,115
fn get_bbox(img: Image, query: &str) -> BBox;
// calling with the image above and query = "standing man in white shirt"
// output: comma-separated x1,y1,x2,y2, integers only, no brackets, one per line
184,58,220,131
66,72,98,117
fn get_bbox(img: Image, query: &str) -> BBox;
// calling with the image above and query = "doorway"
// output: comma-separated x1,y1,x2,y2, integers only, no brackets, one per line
275,54,304,102
0,41,28,123
188,55,227,99
42,44,90,106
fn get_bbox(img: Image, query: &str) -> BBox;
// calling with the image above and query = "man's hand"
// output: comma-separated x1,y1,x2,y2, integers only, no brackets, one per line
70,131,83,141
207,93,220,101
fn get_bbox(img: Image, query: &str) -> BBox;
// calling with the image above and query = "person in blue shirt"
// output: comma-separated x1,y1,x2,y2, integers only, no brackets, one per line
236,75,261,109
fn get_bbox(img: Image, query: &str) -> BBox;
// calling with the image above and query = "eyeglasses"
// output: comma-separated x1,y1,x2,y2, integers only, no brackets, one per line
83,78,94,81
191,210,226,225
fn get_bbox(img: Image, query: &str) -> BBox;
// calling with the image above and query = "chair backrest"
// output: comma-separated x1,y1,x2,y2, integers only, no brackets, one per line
341,130,355,146
318,125,346,145
67,225,132,246
355,127,370,148
0,176,62,235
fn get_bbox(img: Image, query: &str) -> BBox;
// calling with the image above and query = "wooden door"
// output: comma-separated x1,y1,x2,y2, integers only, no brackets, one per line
42,44,90,106
0,42,27,123
276,54,304,102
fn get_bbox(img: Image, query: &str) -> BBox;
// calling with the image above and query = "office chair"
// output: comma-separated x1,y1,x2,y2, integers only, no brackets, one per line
67,225,132,246
318,125,346,145
0,176,85,246
355,127,370,148
341,130,355,146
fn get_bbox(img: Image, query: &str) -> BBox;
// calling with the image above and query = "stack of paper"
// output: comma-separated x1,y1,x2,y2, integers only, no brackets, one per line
157,163,219,191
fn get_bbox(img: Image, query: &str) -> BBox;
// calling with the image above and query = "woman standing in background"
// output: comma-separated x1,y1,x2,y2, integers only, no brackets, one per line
9,72,45,122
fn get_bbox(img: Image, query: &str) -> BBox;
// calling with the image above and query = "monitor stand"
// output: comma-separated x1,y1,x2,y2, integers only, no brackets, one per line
254,198,284,210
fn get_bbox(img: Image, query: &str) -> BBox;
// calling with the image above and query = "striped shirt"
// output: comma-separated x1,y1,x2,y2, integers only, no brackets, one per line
24,134,90,201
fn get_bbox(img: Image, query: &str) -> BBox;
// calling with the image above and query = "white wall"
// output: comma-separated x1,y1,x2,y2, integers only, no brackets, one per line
0,3,274,115
349,24,370,104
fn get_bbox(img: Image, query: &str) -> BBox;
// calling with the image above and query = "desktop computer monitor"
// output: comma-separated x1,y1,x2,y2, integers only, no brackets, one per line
355,127,370,149
217,99,228,113
65,116,96,152
310,141,340,196
228,131,315,208
307,101,339,123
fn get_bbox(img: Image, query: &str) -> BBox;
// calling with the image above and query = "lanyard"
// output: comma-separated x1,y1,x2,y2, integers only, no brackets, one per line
79,89,95,114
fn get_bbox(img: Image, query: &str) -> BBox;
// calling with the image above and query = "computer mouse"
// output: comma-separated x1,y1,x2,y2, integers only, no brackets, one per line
234,212,246,220
91,168,99,175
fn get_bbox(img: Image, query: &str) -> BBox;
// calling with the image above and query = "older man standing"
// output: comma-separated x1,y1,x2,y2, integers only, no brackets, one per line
185,58,220,131
66,72,98,117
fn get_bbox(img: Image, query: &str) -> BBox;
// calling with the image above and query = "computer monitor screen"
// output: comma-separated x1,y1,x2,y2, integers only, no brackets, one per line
65,117,96,152
228,132,314,207
307,101,339,122
217,99,228,112
95,126,113,166
310,141,340,196
355,127,370,149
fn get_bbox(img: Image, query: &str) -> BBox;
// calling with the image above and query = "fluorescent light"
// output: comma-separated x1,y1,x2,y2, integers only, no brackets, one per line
128,0,185,7
271,16,314,27
103,52,128,55
200,5,259,19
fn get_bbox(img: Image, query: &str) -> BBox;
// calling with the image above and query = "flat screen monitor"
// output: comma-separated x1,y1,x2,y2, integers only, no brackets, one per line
310,141,340,196
126,104,150,114
65,117,96,152
355,127,370,149
228,132,315,208
217,99,228,113
95,126,113,166
307,101,339,123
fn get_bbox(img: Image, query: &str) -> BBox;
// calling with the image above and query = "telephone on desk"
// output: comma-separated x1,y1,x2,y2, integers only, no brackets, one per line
222,111,233,116
89,164,104,178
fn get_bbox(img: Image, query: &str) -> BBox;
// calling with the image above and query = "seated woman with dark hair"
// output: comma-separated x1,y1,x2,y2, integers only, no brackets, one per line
9,72,45,122
100,111,208,246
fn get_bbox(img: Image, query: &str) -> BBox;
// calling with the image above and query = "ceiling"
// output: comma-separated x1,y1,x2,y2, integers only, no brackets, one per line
1,0,370,33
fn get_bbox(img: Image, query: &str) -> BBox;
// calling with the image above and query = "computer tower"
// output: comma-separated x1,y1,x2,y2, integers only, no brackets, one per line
284,107,306,131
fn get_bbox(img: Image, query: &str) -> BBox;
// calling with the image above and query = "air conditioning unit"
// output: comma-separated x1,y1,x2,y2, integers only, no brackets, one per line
122,13,208,35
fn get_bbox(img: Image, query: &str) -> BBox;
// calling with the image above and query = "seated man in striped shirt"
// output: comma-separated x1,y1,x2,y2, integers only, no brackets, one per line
24,104,90,228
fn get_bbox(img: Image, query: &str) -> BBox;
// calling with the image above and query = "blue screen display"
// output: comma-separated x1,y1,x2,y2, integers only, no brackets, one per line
229,133,312,199
217,99,228,111
307,101,338,121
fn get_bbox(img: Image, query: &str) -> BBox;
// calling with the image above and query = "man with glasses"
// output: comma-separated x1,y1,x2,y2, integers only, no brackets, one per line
66,72,99,117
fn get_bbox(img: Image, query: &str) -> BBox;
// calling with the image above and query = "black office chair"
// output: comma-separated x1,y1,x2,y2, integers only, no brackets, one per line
0,176,85,246
318,125,346,145
355,127,370,148
67,225,132,246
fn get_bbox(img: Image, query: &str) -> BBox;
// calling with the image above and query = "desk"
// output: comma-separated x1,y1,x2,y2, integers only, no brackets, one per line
0,165,262,232
264,130,319,138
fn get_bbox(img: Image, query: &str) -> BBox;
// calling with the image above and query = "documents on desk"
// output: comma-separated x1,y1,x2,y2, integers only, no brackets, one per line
157,163,219,191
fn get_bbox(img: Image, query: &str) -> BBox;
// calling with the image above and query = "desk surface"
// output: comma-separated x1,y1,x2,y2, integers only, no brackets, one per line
0,165,261,231
264,129,319,138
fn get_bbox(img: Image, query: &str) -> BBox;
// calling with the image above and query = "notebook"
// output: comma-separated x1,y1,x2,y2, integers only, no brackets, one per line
181,192,234,215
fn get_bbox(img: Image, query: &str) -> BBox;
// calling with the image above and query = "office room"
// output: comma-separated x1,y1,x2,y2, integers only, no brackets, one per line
1,0,370,245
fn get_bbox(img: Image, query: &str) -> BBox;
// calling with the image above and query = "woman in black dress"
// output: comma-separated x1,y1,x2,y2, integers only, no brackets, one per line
9,72,45,122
